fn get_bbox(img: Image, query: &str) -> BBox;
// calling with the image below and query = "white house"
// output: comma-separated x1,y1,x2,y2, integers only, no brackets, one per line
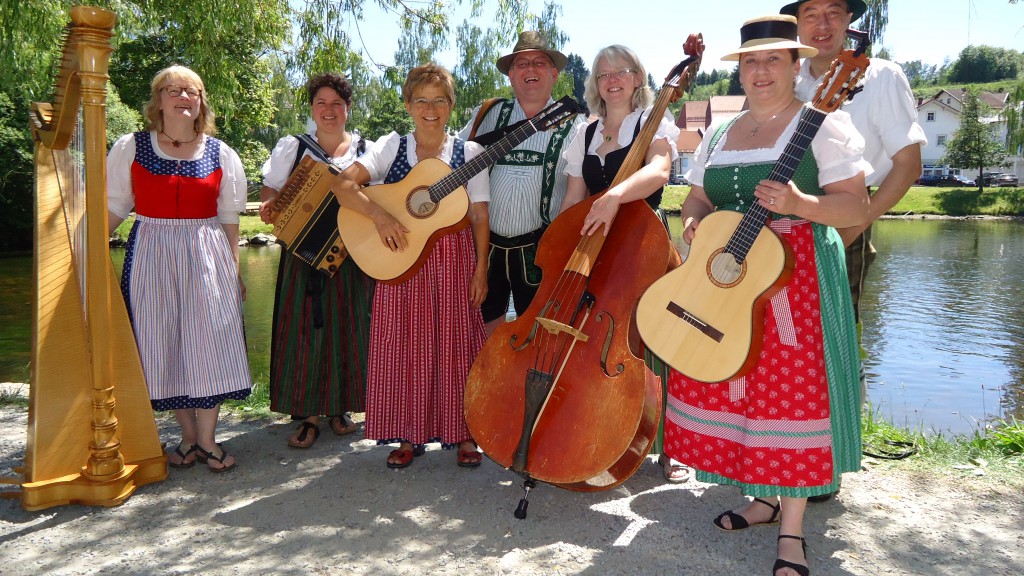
917,89,1022,182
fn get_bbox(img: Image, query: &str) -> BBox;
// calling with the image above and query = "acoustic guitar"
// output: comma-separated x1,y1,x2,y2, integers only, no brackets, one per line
636,41,870,383
337,96,584,284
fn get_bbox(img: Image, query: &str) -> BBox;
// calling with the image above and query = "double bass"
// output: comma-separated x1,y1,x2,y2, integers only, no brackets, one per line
464,35,704,518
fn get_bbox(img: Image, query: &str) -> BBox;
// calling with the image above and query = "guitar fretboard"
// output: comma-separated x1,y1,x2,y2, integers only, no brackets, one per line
428,119,542,203
725,106,827,262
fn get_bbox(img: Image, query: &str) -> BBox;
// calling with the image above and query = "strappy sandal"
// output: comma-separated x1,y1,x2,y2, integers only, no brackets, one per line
658,454,690,483
773,534,809,576
167,443,197,469
386,444,426,469
328,414,357,436
195,444,237,473
287,421,320,449
713,497,781,531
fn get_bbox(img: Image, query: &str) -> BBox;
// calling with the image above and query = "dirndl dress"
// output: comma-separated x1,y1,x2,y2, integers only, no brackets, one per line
118,132,251,410
363,136,486,447
663,130,861,498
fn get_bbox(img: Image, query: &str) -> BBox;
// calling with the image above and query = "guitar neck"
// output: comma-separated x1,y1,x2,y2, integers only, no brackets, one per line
429,119,541,203
726,106,827,259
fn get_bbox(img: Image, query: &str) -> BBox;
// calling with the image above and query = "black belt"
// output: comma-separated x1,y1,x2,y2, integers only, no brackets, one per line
490,227,545,249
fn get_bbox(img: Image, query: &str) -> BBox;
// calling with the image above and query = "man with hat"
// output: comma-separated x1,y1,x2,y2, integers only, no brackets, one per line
458,30,585,333
781,0,926,502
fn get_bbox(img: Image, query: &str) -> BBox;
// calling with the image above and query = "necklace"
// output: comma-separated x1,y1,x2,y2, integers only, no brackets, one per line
748,101,794,136
603,134,613,143
160,129,200,147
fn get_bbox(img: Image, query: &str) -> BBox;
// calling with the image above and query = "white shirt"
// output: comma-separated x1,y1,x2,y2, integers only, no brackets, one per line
356,132,490,203
562,106,680,176
795,58,926,188
261,130,370,191
687,110,871,188
459,99,585,236
106,131,247,224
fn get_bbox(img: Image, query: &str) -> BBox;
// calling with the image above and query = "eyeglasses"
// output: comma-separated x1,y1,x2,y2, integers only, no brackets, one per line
161,86,202,98
595,68,637,83
513,58,552,71
411,97,450,108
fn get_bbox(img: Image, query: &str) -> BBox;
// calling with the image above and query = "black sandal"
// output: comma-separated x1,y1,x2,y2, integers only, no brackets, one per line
772,534,809,576
195,444,237,473
713,497,781,531
167,443,197,469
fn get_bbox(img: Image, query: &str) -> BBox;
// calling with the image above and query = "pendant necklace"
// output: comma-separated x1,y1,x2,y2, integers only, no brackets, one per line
749,101,793,137
161,130,200,148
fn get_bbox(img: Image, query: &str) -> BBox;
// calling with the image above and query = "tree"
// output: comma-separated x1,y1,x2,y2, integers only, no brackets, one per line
726,65,742,96
947,45,1024,83
860,0,889,47
1002,82,1024,156
563,53,588,104
941,88,1009,192
452,21,509,128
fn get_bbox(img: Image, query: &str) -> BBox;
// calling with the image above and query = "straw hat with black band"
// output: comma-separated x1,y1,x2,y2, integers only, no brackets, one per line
779,0,867,22
721,15,818,61
496,30,568,75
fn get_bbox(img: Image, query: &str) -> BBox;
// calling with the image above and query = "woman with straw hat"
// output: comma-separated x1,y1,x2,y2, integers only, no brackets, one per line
663,15,870,576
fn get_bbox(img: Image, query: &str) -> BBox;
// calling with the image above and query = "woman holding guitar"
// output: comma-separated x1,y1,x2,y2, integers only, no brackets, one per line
332,63,489,469
558,45,685,483
665,16,869,576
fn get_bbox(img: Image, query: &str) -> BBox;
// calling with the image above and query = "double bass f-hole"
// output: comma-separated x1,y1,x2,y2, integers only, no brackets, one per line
595,311,624,378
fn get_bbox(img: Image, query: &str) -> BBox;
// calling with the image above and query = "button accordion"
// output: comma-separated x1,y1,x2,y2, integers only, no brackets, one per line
268,155,348,276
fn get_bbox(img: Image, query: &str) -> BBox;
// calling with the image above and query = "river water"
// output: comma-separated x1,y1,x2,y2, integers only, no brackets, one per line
1,218,1021,434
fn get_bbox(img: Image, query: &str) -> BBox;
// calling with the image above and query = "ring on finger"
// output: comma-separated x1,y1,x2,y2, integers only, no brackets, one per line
769,198,775,205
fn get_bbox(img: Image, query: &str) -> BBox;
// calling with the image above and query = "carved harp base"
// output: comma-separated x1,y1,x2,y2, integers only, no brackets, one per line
11,456,167,511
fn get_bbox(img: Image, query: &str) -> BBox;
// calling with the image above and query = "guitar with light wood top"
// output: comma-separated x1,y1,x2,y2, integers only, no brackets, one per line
636,39,870,383
337,96,584,284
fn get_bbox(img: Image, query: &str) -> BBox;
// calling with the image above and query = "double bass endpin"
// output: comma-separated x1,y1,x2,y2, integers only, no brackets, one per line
514,478,538,519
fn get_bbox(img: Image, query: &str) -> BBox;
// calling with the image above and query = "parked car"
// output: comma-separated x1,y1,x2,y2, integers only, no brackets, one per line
989,173,1018,187
919,174,976,187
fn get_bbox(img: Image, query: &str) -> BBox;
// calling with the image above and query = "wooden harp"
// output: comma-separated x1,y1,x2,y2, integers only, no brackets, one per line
1,5,166,510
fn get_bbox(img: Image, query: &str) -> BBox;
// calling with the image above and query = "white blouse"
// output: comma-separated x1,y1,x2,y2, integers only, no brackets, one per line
356,132,490,203
562,106,680,176
106,131,247,224
686,109,872,189
261,130,370,191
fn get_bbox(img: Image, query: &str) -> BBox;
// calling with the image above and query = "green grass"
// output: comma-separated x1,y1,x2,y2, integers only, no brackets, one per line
659,185,1024,217
861,404,1024,487
112,215,274,241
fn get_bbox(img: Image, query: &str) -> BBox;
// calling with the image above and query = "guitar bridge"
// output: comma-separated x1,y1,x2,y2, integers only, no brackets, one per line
667,301,724,342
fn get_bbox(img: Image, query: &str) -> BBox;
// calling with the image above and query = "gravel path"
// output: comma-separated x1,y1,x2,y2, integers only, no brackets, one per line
1,404,1021,576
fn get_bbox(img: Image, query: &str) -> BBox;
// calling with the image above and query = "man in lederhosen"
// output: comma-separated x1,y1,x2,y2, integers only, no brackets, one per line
459,31,586,333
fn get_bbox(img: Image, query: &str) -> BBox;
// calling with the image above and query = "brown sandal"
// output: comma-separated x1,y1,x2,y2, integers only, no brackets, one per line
328,414,357,436
287,421,320,449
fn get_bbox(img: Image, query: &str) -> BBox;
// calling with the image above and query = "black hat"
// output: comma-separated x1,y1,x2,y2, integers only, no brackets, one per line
779,0,868,23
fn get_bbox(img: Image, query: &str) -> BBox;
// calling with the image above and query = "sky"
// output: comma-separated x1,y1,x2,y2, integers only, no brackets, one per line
348,0,1024,79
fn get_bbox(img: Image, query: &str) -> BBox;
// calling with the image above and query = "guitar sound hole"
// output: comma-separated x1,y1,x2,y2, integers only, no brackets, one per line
407,188,437,219
707,249,744,288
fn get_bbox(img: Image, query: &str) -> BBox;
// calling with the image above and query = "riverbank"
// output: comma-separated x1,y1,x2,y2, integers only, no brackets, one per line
1,402,1022,576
